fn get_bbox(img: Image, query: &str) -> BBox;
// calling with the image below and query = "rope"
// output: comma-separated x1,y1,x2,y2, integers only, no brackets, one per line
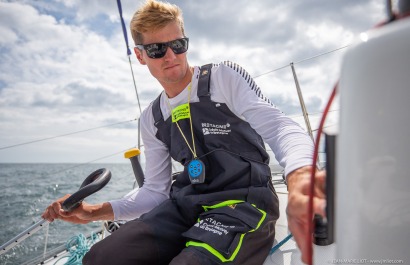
43,147,136,176
270,233,293,255
116,0,132,56
252,45,350,79
53,232,99,265
1,146,138,182
0,119,137,151
116,0,143,149
287,109,339,119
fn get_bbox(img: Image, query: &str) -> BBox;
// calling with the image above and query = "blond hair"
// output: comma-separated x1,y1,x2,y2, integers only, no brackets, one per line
130,0,185,45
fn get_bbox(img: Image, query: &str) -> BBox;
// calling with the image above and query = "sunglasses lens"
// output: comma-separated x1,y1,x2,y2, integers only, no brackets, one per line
141,38,189,59
170,38,189,54
145,43,168,59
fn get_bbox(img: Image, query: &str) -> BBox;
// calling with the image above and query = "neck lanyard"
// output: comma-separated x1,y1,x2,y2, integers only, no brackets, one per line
165,83,206,184
165,83,197,158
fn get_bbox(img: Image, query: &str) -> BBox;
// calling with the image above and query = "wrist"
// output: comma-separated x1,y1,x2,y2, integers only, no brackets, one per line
88,202,114,221
286,165,313,192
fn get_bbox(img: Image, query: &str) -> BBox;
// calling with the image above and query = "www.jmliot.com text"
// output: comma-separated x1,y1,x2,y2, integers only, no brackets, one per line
328,258,404,264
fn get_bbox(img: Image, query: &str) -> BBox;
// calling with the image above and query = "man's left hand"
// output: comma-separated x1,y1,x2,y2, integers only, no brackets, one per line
286,166,326,264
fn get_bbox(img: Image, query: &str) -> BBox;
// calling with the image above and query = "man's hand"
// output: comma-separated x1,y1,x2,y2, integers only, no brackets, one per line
41,194,114,224
286,166,326,264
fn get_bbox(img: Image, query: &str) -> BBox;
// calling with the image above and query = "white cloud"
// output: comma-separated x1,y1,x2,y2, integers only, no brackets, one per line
302,22,353,49
0,0,388,163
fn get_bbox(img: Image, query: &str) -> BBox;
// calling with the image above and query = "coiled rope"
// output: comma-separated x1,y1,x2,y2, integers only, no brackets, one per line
53,232,99,265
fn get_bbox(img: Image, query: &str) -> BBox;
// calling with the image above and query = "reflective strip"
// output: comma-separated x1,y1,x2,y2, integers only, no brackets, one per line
202,200,245,211
187,201,267,262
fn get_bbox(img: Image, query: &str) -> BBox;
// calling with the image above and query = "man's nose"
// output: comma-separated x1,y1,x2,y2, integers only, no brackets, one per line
163,46,176,60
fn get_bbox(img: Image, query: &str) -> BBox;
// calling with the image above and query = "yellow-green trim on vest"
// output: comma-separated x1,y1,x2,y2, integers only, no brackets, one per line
202,200,245,211
187,201,267,262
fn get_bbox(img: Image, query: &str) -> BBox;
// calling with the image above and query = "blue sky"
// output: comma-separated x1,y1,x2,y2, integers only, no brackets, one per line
0,0,390,163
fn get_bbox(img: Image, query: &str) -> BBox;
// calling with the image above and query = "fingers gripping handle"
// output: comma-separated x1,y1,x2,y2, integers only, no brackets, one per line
62,168,111,212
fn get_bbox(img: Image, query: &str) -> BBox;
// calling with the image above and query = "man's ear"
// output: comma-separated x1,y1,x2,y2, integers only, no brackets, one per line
134,47,146,65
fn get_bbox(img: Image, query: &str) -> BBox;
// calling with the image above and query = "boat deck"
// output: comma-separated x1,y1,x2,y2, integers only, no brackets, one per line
263,176,335,265
37,175,335,265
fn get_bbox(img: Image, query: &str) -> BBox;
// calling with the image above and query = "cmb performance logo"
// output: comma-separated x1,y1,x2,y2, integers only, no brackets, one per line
202,122,231,136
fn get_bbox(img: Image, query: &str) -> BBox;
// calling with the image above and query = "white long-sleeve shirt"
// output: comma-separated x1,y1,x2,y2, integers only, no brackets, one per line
109,62,314,221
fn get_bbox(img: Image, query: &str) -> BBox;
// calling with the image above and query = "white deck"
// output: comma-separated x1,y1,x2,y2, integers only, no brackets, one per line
263,181,336,265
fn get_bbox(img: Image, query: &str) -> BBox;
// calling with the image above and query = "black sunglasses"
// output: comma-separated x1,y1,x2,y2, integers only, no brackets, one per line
136,37,189,59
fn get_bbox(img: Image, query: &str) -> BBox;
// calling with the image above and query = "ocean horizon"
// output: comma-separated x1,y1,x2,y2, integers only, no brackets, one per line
0,163,135,265
0,162,285,264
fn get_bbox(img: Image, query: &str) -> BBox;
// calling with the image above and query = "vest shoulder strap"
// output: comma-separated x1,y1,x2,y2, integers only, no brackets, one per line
197,63,213,102
152,93,163,127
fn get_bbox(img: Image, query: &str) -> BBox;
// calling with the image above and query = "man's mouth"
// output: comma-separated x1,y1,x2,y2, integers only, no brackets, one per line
164,64,178,70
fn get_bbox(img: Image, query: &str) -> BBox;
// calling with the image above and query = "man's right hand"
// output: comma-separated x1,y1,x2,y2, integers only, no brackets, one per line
41,195,114,224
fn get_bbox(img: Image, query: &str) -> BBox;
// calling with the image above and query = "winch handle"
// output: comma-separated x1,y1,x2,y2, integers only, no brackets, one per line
124,148,145,188
62,168,111,212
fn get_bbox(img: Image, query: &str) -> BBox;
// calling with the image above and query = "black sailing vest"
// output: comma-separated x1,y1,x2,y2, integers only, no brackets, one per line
152,64,279,222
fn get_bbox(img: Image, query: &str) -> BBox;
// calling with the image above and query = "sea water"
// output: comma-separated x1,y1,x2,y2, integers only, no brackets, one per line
0,162,285,265
0,163,135,265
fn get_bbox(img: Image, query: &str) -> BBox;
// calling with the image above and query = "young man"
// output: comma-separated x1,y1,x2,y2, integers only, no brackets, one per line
42,0,326,264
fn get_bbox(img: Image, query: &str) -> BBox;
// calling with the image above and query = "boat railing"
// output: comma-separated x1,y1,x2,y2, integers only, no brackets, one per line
20,229,104,265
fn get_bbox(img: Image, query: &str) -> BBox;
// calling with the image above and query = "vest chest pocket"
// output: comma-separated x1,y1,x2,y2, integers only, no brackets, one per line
182,201,266,262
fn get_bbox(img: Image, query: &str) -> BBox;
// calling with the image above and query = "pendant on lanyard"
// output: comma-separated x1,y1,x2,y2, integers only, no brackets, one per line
188,159,205,184
166,83,205,184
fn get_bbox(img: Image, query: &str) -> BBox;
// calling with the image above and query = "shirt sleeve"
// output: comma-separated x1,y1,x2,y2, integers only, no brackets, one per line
212,62,314,177
109,104,172,221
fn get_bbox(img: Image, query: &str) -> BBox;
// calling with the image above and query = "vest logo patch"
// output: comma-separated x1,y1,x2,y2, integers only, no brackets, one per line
202,123,231,136
171,103,191,123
